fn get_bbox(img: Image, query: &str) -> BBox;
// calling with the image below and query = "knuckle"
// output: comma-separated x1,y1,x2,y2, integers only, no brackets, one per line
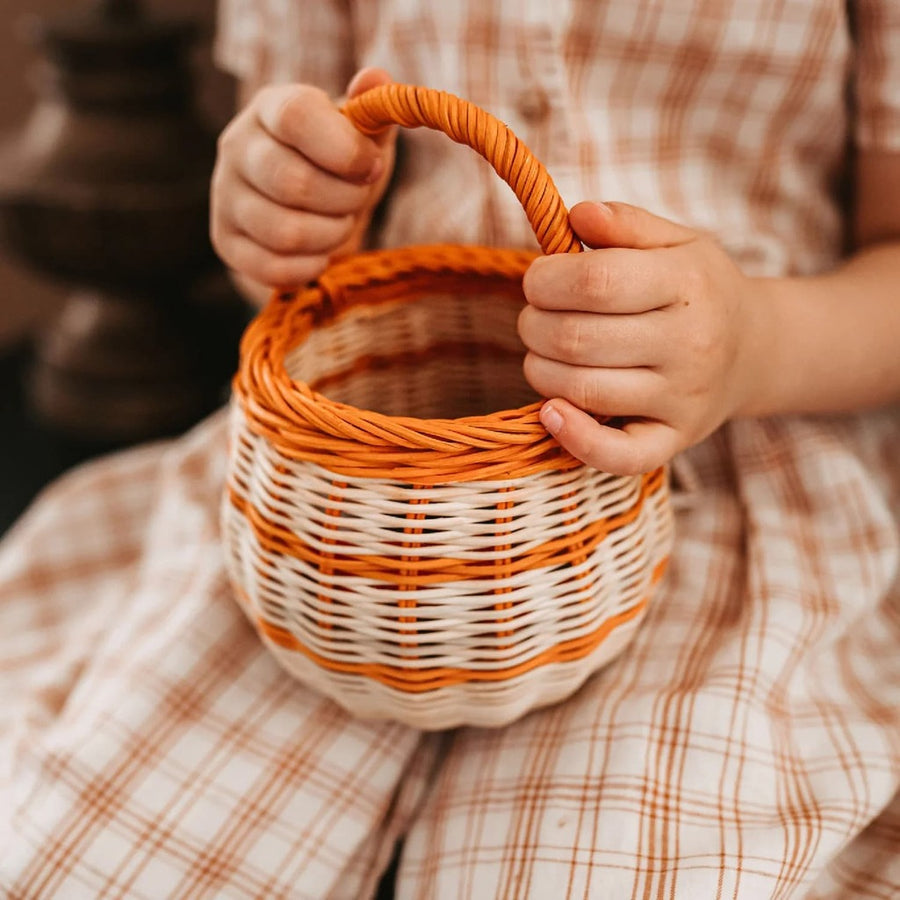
210,231,227,263
272,84,323,136
521,259,544,301
209,217,227,255
208,209,236,261
684,373,712,402
345,139,377,179
208,167,225,209
255,259,283,287
569,371,600,412
517,305,538,347
256,255,293,288
272,97,299,137
216,119,240,157
269,158,306,200
556,316,586,359
266,215,306,253
254,84,279,107
575,254,612,305
334,214,356,244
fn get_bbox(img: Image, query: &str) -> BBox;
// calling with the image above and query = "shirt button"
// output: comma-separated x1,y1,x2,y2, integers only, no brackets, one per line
516,89,550,124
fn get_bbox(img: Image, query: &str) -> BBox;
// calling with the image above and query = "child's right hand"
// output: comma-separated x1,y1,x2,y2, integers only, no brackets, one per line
211,68,396,298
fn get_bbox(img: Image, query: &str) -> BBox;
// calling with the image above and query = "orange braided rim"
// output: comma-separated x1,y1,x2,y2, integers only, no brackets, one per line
233,85,621,484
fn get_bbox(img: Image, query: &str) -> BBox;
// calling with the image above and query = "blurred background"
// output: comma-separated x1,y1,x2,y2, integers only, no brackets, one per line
0,0,244,534
0,0,235,342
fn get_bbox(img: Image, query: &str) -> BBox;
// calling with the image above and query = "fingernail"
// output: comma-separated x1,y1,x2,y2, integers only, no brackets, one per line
364,157,383,184
541,403,564,436
593,201,613,216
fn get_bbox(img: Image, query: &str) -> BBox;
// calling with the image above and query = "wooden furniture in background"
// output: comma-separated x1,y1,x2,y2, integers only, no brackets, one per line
0,0,246,443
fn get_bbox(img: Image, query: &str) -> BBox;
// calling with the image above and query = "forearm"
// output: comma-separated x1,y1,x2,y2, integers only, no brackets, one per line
745,240,900,417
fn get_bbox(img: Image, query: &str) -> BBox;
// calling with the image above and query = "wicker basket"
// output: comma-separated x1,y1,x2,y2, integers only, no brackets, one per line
222,84,673,730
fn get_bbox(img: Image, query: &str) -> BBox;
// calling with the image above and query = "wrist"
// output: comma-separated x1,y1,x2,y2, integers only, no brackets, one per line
730,275,788,420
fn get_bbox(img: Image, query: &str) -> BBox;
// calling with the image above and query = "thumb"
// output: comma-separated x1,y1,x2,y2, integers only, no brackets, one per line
569,200,697,250
345,67,396,147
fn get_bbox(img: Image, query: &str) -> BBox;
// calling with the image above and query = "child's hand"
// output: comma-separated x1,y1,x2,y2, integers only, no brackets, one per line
520,201,766,475
211,68,396,297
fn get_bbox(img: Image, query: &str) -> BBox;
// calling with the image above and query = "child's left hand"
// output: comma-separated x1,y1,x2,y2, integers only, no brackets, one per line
520,201,766,475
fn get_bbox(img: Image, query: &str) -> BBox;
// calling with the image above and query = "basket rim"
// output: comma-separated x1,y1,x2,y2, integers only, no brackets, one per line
234,244,581,468
236,244,568,434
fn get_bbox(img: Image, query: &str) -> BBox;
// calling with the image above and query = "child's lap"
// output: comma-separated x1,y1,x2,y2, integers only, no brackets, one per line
399,419,900,897
1,412,898,898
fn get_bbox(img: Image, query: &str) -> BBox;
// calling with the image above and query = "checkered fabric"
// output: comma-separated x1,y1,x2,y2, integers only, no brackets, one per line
1,1,899,897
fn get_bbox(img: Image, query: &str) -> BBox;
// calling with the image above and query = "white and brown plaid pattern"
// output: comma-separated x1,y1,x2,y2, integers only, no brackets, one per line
0,416,441,899
1,1,899,897
215,0,888,278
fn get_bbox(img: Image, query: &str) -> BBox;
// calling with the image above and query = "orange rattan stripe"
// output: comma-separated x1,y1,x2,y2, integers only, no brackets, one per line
227,468,666,585
316,479,346,633
343,85,581,256
246,576,663,693
398,491,427,652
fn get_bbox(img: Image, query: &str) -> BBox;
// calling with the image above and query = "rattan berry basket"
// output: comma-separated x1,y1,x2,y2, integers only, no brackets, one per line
222,84,673,730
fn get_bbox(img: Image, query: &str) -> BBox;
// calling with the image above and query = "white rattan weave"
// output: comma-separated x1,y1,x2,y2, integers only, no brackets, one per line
223,287,673,730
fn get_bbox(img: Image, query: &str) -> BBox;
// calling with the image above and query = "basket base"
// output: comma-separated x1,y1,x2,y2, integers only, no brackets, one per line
253,614,645,731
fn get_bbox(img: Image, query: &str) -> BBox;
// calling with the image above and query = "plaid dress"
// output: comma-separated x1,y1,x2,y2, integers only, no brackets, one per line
2,1,899,897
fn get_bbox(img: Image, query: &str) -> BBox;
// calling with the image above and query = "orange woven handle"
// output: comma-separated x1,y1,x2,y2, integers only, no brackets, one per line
343,84,581,256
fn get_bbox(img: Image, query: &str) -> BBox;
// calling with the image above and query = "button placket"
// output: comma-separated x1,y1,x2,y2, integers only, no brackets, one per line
517,0,578,206
515,88,551,125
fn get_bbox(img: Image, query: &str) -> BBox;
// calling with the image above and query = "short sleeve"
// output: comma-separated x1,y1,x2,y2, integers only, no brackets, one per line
853,0,900,151
213,0,354,94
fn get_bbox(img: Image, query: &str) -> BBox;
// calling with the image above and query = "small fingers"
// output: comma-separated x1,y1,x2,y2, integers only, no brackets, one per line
523,353,670,419
523,247,682,314
254,83,384,182
226,186,355,255
518,305,664,367
215,233,330,289
239,132,374,214
540,399,680,475
569,200,697,251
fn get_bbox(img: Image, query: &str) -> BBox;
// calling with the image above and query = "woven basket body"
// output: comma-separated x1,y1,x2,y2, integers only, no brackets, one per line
223,86,674,730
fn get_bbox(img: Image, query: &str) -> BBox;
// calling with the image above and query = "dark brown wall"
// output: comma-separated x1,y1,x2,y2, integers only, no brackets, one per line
0,0,236,345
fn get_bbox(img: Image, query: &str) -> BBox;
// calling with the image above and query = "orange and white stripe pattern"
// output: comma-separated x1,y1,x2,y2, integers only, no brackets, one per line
225,238,672,729
224,409,671,728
